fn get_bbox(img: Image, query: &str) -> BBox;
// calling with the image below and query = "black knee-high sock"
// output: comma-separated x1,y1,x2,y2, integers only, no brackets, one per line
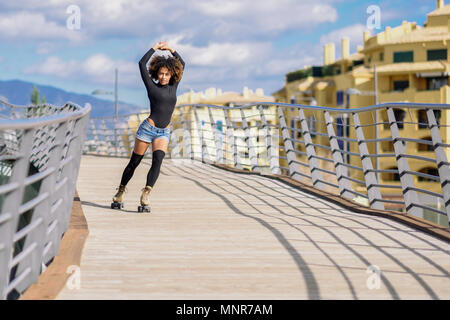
120,152,144,186
146,150,165,187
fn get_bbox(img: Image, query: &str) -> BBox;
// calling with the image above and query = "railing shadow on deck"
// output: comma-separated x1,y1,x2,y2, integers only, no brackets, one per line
161,158,450,299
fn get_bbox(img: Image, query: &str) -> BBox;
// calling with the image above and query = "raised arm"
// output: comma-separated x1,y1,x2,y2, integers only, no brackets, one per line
171,50,185,69
138,46,157,92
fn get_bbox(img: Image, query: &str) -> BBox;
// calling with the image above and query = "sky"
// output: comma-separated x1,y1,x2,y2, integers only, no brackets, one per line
0,0,438,108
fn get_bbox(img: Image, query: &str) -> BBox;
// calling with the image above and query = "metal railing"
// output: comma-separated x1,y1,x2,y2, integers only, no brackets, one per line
83,102,450,227
0,99,91,299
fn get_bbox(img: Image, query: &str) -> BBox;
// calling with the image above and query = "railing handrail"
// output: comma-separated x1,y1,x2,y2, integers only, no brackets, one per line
0,100,91,299
0,100,91,130
83,101,450,229
88,101,450,121
176,102,450,113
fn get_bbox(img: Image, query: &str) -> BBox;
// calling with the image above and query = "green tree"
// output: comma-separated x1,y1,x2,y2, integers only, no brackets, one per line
30,85,40,105
30,85,47,104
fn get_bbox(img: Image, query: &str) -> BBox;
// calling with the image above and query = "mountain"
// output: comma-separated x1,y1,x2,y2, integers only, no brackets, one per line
0,79,143,118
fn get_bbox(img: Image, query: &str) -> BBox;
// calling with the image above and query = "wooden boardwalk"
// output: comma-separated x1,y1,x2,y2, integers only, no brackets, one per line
56,155,450,299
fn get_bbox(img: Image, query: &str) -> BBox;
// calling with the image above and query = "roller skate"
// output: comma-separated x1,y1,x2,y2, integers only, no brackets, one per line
138,185,152,213
111,184,126,209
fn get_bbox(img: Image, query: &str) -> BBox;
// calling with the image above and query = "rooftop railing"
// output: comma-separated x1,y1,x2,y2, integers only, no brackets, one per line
0,99,91,299
83,102,450,228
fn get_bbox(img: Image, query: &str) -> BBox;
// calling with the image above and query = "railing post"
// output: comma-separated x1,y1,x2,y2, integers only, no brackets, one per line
278,106,301,180
387,107,421,217
13,121,68,294
240,107,259,172
0,128,34,299
178,107,193,160
41,122,69,265
208,107,224,164
125,117,134,157
193,105,210,163
90,119,100,154
324,111,354,199
353,112,384,210
100,119,112,156
427,108,450,223
113,117,118,157
298,108,325,189
223,108,242,169
258,105,280,175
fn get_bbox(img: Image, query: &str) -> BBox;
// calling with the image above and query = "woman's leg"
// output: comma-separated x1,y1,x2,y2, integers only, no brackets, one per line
119,137,150,186
145,137,169,188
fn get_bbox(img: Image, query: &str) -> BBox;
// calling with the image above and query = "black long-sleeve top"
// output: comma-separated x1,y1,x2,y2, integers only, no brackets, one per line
138,48,185,128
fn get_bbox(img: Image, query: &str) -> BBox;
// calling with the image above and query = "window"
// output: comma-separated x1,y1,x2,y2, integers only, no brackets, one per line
426,76,448,90
379,52,384,61
417,109,441,128
418,167,439,182
381,140,394,152
216,120,223,132
393,108,406,129
427,49,447,61
382,167,400,182
296,120,302,138
393,80,409,91
417,136,433,152
232,121,242,128
393,51,413,63
312,66,323,77
336,90,344,106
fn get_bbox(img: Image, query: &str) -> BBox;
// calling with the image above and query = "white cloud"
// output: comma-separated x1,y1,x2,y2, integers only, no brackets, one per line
320,23,367,45
320,23,368,58
160,34,271,67
35,42,56,55
0,11,84,42
0,0,338,42
7,0,346,99
23,54,138,87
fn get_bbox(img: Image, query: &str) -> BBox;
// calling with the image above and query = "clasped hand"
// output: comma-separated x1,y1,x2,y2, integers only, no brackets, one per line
153,41,173,53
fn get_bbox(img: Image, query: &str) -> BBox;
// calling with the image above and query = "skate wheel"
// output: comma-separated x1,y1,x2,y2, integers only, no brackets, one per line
138,206,150,213
111,202,122,209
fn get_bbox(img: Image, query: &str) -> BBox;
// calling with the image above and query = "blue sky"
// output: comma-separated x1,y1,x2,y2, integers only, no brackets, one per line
0,0,438,108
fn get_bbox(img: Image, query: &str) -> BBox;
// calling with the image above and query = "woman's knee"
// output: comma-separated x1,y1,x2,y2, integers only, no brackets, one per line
151,150,165,166
127,152,144,169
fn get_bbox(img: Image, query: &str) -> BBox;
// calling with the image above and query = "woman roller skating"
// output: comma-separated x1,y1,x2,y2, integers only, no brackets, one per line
111,41,185,212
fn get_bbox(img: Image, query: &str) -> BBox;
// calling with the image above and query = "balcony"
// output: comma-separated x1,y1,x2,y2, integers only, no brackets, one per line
379,88,442,104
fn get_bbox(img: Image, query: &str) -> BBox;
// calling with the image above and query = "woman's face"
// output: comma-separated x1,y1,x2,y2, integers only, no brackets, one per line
157,67,171,85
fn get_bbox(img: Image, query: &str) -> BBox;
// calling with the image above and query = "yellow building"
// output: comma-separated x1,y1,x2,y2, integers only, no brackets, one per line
273,0,450,224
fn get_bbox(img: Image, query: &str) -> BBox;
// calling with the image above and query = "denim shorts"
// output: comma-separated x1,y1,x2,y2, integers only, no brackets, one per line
135,119,170,143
